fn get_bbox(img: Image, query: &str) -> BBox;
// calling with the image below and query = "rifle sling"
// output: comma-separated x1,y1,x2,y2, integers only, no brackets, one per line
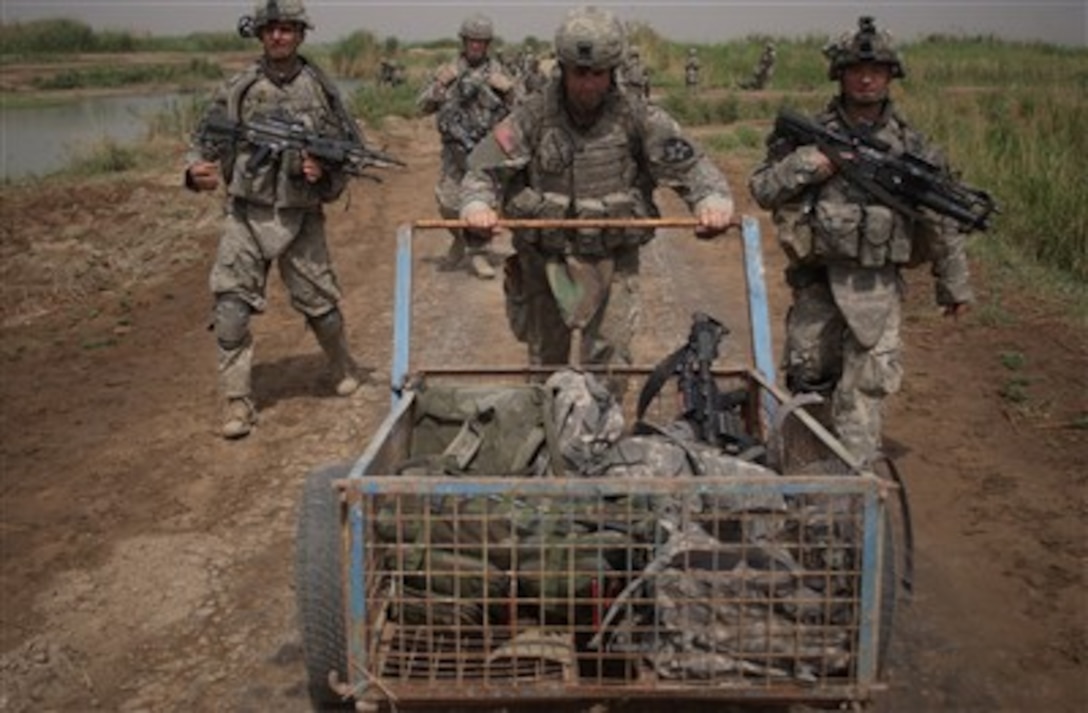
635,344,688,423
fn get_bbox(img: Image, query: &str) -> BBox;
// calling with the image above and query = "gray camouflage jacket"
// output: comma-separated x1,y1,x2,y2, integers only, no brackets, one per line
460,79,732,248
749,97,972,306
188,57,352,210
417,56,515,178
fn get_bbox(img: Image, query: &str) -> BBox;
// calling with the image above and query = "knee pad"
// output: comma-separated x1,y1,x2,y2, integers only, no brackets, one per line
214,295,252,350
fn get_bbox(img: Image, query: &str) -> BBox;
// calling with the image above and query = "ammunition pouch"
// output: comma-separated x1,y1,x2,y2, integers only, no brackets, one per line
774,202,815,263
812,201,912,268
506,189,651,258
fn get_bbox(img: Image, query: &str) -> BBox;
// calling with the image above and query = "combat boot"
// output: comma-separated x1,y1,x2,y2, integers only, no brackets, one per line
222,397,257,439
469,253,496,279
309,309,362,396
441,232,467,271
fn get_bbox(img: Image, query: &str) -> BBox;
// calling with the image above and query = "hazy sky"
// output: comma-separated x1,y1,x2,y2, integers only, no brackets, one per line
3,0,1086,47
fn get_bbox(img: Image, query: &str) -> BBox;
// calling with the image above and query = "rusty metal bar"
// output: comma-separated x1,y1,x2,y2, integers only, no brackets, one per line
412,217,708,231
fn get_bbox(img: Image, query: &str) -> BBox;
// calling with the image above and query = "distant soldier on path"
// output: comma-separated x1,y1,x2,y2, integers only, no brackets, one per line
619,45,651,99
416,13,516,278
685,47,701,91
739,42,776,90
377,58,404,87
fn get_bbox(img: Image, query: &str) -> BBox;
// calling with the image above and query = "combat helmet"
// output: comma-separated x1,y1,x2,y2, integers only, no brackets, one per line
554,6,626,71
823,16,903,80
239,0,313,37
459,13,495,41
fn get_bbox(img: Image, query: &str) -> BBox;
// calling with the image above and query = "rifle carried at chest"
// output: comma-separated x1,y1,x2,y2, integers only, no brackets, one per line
194,113,405,182
773,108,997,232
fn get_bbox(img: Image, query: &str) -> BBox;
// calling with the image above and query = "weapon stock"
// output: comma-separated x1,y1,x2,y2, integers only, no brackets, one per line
773,109,997,232
194,113,405,182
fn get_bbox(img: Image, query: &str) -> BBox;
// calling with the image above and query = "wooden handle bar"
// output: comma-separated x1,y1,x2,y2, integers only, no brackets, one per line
412,217,741,231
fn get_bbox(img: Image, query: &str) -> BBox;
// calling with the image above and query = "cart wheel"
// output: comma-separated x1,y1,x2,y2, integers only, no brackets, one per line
871,454,913,676
296,462,353,711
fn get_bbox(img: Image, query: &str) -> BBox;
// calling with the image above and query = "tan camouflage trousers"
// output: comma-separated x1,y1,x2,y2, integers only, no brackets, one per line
210,202,344,398
435,171,489,255
784,280,903,464
511,246,640,369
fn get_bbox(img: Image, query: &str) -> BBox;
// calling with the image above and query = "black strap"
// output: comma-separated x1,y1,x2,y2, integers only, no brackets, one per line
635,344,687,423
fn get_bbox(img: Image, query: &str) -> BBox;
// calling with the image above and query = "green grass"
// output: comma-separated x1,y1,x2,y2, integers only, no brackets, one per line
60,137,149,176
31,58,223,90
0,18,247,55
347,82,422,126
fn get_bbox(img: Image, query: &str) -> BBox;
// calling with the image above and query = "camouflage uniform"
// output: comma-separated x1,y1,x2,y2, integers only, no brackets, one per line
740,43,775,90
684,48,700,91
620,48,651,99
186,0,362,438
748,18,972,463
514,51,548,105
460,8,732,372
377,58,403,87
416,14,515,277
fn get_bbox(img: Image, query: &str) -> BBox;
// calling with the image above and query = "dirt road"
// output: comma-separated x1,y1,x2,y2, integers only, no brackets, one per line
0,115,1084,712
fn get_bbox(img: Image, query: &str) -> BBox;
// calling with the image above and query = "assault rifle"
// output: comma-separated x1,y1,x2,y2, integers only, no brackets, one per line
193,113,405,182
773,108,997,232
636,312,759,458
437,75,509,156
437,107,490,156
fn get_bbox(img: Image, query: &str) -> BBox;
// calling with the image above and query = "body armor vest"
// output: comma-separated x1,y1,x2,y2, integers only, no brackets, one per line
221,59,353,208
808,107,919,268
519,86,652,256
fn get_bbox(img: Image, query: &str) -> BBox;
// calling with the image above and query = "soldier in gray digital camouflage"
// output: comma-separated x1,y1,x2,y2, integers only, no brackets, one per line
684,47,701,92
739,41,776,90
514,49,548,104
619,45,651,99
185,0,365,439
748,16,974,464
377,57,404,87
417,13,516,279
460,6,734,373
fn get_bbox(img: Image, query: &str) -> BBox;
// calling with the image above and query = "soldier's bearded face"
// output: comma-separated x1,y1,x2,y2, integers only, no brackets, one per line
841,62,892,105
463,38,489,66
563,66,612,116
260,22,304,61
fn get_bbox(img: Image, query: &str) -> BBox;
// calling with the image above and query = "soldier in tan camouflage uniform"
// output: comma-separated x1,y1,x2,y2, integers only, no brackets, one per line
461,6,734,372
739,42,776,90
377,58,403,87
684,47,701,92
417,13,516,279
619,45,651,99
749,17,973,464
185,0,363,439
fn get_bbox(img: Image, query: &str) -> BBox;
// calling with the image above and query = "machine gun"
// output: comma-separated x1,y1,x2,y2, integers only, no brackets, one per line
194,113,405,182
773,108,997,232
436,75,509,156
636,312,759,457
437,107,491,156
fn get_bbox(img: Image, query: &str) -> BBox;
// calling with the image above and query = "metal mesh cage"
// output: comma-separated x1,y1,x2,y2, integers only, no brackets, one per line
336,371,887,707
